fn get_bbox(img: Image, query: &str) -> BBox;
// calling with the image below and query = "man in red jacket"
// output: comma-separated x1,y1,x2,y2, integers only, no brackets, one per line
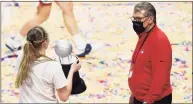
128,2,172,104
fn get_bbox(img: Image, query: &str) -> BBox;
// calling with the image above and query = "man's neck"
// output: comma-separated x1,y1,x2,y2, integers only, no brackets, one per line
145,23,155,33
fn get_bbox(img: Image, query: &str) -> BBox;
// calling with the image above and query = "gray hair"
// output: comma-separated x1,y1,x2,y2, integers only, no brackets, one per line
134,2,156,24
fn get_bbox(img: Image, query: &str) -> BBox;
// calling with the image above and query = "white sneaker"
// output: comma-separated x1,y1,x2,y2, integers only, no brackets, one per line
5,35,24,51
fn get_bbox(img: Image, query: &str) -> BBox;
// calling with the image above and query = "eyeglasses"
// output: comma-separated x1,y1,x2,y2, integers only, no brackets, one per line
130,16,148,22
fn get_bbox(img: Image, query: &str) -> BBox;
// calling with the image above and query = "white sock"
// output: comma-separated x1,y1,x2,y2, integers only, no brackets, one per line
72,33,87,52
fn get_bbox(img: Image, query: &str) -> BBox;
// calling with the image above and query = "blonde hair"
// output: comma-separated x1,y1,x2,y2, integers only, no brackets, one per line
15,26,53,88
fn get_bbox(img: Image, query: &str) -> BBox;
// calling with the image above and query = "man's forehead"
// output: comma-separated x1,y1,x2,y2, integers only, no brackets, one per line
133,10,146,17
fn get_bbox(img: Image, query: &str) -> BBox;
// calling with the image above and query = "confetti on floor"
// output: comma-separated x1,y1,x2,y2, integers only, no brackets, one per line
1,2,192,103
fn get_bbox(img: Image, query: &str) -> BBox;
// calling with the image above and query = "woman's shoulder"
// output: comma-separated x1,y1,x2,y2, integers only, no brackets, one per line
39,60,62,74
47,61,61,66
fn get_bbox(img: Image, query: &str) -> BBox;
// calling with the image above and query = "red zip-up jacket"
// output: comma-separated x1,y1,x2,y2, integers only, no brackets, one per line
128,25,172,103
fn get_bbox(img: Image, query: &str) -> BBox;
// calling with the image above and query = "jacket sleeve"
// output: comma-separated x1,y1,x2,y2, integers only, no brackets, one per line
143,38,172,103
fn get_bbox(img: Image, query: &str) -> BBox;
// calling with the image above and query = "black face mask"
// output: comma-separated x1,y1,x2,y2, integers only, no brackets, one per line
132,21,146,34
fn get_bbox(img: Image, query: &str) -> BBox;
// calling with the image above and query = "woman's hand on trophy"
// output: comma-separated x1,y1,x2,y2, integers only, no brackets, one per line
70,59,81,73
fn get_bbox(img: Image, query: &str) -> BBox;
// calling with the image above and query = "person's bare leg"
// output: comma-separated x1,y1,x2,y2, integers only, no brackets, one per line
55,2,78,35
20,3,52,37
56,2,92,57
6,2,52,51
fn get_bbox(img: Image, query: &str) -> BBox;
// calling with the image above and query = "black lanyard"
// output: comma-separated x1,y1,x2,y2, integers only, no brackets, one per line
132,25,155,64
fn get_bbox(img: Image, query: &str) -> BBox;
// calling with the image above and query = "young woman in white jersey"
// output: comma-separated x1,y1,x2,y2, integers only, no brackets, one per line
6,1,92,57
15,26,81,103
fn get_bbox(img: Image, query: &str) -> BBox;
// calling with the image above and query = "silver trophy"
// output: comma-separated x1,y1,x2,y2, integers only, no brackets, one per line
54,40,86,94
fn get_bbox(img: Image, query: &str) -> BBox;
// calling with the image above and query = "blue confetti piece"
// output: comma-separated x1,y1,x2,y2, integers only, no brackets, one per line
99,60,105,64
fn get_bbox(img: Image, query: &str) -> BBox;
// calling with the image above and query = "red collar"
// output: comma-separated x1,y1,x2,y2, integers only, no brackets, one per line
137,25,157,38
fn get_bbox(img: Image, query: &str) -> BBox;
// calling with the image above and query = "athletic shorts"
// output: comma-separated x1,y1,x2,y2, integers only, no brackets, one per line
39,0,52,5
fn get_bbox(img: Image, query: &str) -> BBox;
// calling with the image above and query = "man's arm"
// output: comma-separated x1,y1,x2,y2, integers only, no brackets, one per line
143,38,172,103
